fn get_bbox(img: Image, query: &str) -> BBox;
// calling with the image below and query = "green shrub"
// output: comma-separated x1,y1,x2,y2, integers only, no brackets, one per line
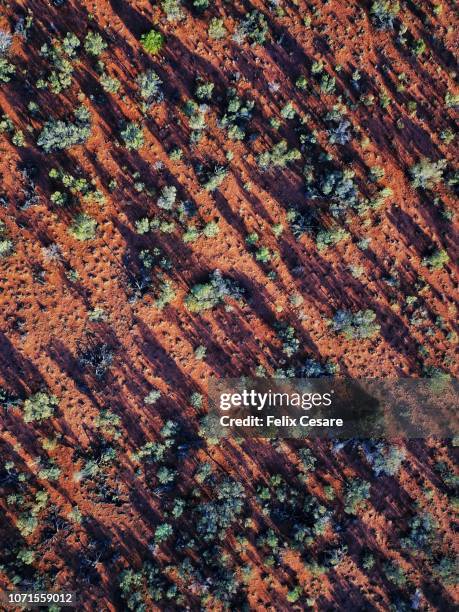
155,522,173,542
193,0,209,10
157,185,177,210
137,70,163,105
0,222,13,257
344,478,371,514
219,89,254,140
0,29,12,55
68,213,97,241
22,392,58,423
121,122,144,150
410,158,446,189
100,72,121,93
316,227,349,251
84,32,107,56
332,309,380,339
370,1,400,30
258,140,301,170
37,106,91,152
185,270,243,312
141,29,165,55
135,217,150,234
144,389,161,405
208,18,227,40
383,561,407,587
154,280,176,309
195,79,214,101
201,165,228,191
0,57,15,82
234,10,269,45
162,0,185,21
422,248,449,270
16,514,39,537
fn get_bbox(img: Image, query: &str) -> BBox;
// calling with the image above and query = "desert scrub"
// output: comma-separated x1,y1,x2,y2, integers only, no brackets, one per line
144,389,161,405
162,0,185,21
316,226,349,251
157,185,177,210
332,309,381,339
185,270,243,312
200,165,228,191
22,392,58,423
422,248,449,270
344,478,371,514
370,1,400,30
219,89,254,140
410,158,446,189
258,140,301,170
208,18,227,40
195,79,214,101
153,280,176,309
137,70,164,106
0,29,12,55
100,72,121,93
0,57,15,82
234,10,269,45
68,213,97,241
0,221,13,257
84,32,107,56
121,122,144,150
141,29,165,55
37,105,91,152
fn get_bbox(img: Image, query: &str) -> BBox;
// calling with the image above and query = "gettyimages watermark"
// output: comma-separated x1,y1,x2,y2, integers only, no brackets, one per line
205,378,458,439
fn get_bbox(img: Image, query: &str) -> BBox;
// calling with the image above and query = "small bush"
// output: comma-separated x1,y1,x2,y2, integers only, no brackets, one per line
68,213,97,241
162,0,185,21
0,222,13,257
332,309,380,340
0,30,13,55
141,29,165,55
137,70,164,105
84,32,107,56
208,18,227,40
22,392,58,423
157,185,177,210
155,522,173,543
37,106,91,152
121,122,144,150
370,1,400,30
201,165,228,192
422,248,449,270
344,478,370,514
410,158,446,189
234,10,269,45
144,389,161,405
258,140,301,170
185,270,243,312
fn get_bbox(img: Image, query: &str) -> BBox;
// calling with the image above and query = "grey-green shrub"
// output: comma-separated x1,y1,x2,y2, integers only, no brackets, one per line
22,392,58,423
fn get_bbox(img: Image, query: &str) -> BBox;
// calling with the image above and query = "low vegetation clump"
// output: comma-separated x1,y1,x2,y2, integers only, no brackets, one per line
0,221,13,257
185,270,243,312
370,1,400,30
37,105,91,152
332,309,381,339
68,213,97,241
22,392,58,423
141,29,165,55
121,122,144,150
422,248,450,270
410,158,446,189
258,140,301,170
137,70,164,106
